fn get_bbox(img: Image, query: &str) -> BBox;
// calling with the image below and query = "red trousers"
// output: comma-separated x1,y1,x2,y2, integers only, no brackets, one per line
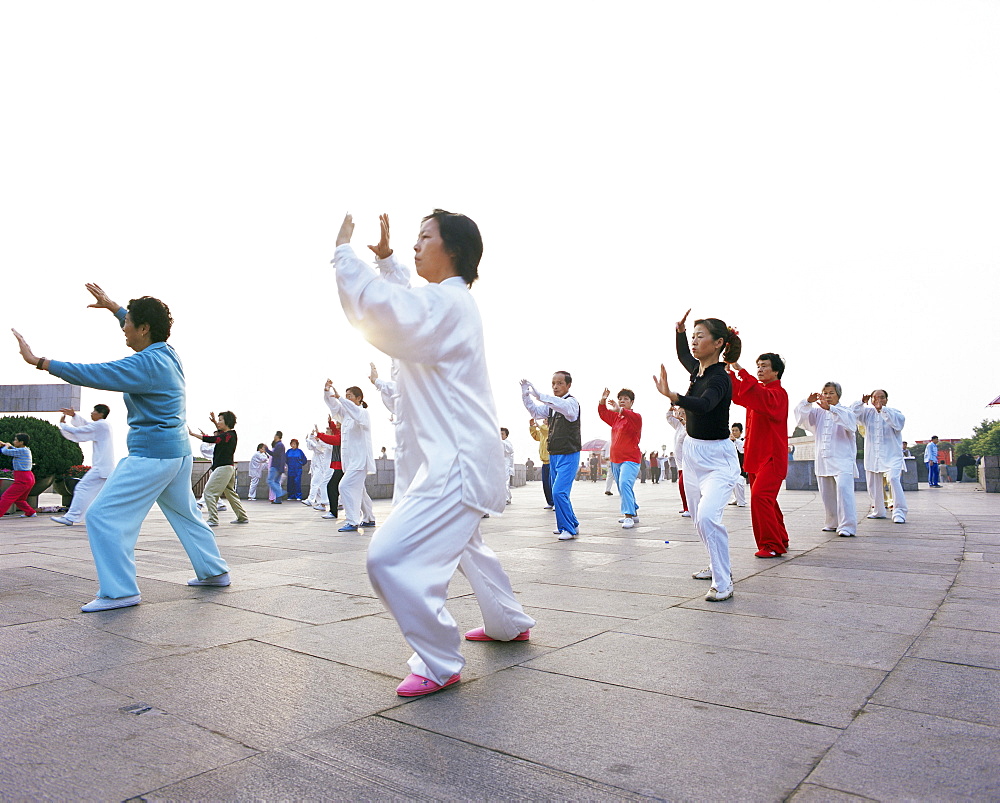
747,459,787,554
0,470,36,517
678,469,688,512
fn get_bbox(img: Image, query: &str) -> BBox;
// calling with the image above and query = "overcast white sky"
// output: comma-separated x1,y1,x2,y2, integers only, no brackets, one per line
3,1,998,466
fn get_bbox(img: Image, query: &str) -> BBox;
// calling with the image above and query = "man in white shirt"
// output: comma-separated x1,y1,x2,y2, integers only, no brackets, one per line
53,404,115,526
501,427,514,504
795,382,859,537
521,372,582,539
728,422,748,507
851,389,908,524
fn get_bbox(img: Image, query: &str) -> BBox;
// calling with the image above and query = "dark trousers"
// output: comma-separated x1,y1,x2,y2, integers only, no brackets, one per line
326,468,344,515
541,462,553,506
287,470,303,499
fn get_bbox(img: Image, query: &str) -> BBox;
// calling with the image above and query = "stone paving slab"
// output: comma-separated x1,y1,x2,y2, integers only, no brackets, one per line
0,481,996,800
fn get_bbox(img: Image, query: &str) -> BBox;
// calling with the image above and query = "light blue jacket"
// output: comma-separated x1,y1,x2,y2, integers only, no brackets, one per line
48,308,189,459
1,445,33,471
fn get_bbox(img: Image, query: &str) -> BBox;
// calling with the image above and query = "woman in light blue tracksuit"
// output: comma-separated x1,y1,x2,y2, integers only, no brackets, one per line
13,283,230,612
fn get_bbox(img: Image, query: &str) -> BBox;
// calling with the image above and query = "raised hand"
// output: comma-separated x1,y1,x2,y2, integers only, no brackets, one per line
59,408,76,417
85,283,119,312
12,329,37,365
817,398,831,410
653,364,673,398
336,213,355,247
367,214,392,259
369,362,379,384
862,393,872,405
676,308,691,333
601,387,610,402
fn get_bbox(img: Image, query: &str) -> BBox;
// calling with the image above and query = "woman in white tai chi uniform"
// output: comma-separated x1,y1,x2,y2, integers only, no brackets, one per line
654,309,742,602
324,382,375,532
850,389,907,524
333,210,535,698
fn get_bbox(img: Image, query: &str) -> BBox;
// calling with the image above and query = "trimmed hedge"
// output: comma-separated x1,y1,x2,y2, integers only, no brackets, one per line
0,416,84,479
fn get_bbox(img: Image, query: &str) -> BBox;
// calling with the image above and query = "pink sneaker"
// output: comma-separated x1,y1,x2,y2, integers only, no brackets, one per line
464,627,531,642
396,672,461,697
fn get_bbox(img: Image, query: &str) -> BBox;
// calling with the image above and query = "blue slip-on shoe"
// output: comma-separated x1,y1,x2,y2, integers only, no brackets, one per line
338,524,359,532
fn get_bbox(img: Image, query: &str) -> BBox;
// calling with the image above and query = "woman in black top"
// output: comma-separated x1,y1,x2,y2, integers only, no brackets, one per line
654,309,742,601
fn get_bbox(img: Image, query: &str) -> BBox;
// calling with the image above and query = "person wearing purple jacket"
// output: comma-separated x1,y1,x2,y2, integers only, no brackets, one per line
265,432,286,503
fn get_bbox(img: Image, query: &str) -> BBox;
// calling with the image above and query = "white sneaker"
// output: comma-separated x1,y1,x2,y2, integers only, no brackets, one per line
301,499,313,506
621,517,635,529
680,511,691,518
81,595,141,612
618,516,639,524
51,516,74,526
543,505,554,510
322,512,338,520
556,531,577,540
692,567,713,580
313,505,327,511
187,572,231,587
892,514,906,524
867,514,886,520
705,586,734,602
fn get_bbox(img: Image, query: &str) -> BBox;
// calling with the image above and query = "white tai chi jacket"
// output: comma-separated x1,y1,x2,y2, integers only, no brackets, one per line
305,433,333,472
503,439,515,477
666,409,687,471
333,244,506,515
324,394,375,474
795,400,859,477
58,415,115,477
850,402,907,474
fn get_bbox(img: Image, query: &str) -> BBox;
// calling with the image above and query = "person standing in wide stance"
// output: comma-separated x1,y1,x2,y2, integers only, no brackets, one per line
333,210,535,697
13,284,230,611
851,389,908,524
654,309,741,601
52,404,115,526
597,388,642,529
727,353,790,556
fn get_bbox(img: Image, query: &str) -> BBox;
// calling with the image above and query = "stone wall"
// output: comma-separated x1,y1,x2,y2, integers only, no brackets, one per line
0,384,81,413
981,455,1000,493
785,458,919,492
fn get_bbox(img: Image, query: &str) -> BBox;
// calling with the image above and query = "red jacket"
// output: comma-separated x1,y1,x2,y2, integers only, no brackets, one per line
597,403,642,464
316,425,343,470
729,369,788,476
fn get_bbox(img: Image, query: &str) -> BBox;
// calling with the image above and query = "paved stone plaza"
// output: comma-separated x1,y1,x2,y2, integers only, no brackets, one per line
1,479,997,801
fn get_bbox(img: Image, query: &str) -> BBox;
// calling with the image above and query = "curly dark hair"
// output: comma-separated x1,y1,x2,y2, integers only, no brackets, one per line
128,296,173,343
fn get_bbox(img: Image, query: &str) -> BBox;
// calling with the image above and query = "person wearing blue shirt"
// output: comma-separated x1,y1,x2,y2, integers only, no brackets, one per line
0,434,36,518
925,435,941,487
284,439,308,500
13,283,231,612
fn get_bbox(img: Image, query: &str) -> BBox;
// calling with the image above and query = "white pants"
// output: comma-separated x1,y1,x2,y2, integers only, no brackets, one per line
64,468,107,523
307,464,332,506
248,474,263,500
731,476,748,506
819,472,857,535
339,468,373,526
367,464,535,685
683,437,740,593
605,467,616,494
505,472,513,503
866,470,907,520
392,445,411,506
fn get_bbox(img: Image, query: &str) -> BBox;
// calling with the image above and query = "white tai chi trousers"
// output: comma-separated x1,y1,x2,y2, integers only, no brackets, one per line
605,467,616,494
339,468,373,525
865,470,907,520
732,475,748,506
683,437,740,593
818,472,858,535
366,464,536,686
63,468,108,523
307,464,332,506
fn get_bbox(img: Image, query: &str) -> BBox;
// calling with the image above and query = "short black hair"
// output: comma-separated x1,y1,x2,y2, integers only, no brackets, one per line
275,431,283,439
93,404,110,419
218,410,236,428
15,432,30,445
127,296,173,343
756,353,785,379
500,427,509,437
732,422,744,433
617,388,634,402
422,209,484,286
555,370,572,386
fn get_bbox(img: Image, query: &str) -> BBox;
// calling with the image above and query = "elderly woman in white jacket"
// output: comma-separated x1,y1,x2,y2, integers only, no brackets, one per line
332,210,535,698
850,389,907,524
795,382,859,537
324,381,375,532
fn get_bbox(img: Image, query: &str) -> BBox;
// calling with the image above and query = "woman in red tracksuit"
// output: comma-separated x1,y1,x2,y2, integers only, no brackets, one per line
727,353,790,557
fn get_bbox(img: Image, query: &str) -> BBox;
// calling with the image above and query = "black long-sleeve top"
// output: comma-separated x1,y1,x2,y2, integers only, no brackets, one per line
675,330,731,440
202,430,238,469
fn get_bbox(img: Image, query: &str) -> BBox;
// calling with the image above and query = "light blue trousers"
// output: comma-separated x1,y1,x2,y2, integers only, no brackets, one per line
612,461,640,517
86,455,230,599
548,452,580,534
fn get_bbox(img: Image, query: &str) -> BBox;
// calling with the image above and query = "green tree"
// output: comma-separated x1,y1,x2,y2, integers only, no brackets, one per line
0,416,84,479
970,420,1000,457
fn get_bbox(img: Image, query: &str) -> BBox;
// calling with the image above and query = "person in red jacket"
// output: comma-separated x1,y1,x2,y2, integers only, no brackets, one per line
316,420,343,521
727,353,789,557
597,387,643,529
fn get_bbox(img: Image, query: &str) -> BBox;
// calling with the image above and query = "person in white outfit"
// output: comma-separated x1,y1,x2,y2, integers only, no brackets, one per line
333,210,535,698
52,404,115,526
247,444,269,501
851,389,908,524
304,427,333,510
323,381,375,532
729,422,748,507
370,361,412,505
501,427,514,504
795,382,859,537
667,405,691,516
656,310,742,602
